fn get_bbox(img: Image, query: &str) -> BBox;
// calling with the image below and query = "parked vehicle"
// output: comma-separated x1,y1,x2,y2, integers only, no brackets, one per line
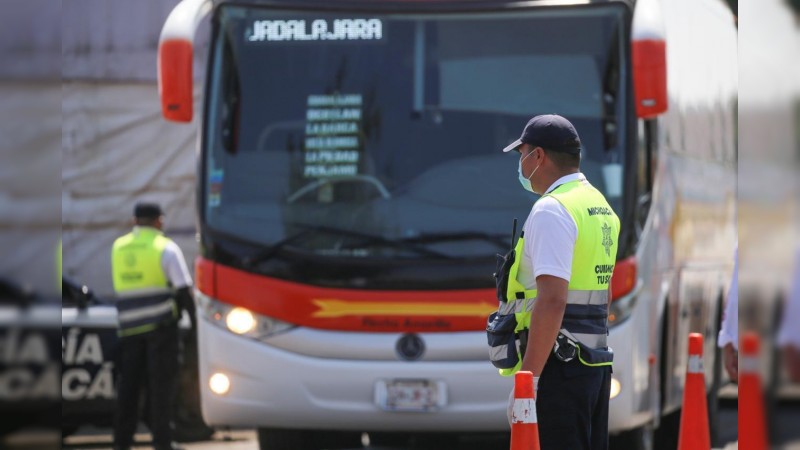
0,279,60,437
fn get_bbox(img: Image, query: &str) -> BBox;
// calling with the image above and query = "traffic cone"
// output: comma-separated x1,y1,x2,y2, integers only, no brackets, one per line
677,333,711,450
739,332,769,450
510,370,540,450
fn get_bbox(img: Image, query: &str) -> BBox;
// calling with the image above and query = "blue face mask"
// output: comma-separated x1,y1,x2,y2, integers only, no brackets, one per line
517,151,541,193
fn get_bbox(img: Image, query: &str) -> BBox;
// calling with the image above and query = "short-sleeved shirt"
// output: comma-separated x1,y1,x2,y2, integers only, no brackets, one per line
516,173,585,289
161,238,193,289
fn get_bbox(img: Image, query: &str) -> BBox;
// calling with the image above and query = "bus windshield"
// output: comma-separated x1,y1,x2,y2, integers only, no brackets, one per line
204,4,628,263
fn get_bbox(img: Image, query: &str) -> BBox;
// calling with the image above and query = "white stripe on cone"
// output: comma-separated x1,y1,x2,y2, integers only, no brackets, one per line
512,398,537,424
688,355,704,374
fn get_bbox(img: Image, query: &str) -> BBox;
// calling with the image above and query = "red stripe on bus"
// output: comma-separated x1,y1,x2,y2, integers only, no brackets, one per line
195,257,496,333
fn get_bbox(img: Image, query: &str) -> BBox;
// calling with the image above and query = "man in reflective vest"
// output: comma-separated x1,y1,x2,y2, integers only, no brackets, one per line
111,203,194,450
499,115,620,450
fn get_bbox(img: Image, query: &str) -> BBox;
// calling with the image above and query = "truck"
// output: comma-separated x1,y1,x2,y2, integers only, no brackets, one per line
157,0,737,448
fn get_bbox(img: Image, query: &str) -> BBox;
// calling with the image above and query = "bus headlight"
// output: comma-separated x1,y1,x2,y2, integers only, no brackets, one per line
608,294,636,327
608,279,643,328
610,377,621,399
196,290,295,340
608,257,640,328
209,372,230,395
226,307,256,334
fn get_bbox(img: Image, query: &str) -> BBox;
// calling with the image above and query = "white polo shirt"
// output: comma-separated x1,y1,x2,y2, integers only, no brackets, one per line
516,173,586,289
162,239,193,289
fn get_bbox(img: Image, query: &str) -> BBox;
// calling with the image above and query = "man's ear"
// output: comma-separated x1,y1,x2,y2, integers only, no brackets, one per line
535,147,545,163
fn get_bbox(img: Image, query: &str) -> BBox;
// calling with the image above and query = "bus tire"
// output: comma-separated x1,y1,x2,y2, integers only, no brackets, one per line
368,431,408,447
707,292,724,447
257,428,361,450
258,428,314,450
610,424,654,450
653,409,681,450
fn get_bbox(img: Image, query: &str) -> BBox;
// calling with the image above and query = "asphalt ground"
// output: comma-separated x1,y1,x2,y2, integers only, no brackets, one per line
5,399,800,450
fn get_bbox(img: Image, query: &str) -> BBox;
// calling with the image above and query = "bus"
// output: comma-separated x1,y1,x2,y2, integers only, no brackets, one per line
158,0,737,448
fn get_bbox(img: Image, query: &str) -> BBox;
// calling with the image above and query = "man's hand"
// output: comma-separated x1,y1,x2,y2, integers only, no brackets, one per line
723,343,738,382
175,287,197,331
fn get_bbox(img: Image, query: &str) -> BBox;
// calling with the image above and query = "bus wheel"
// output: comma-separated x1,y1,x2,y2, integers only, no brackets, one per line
653,409,681,450
368,431,408,447
610,424,654,450
258,428,313,450
257,428,361,450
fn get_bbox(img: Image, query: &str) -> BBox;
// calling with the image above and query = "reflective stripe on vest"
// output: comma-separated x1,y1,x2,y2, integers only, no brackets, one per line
111,227,177,337
499,179,620,376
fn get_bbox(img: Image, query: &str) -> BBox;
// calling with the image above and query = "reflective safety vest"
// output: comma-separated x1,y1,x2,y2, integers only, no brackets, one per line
111,227,178,337
489,179,620,376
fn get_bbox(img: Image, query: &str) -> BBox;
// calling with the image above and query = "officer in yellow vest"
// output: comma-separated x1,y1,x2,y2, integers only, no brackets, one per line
489,115,619,450
111,203,194,450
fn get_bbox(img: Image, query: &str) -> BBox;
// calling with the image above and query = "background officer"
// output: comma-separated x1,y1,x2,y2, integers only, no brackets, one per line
111,202,194,450
718,246,738,381
501,115,620,450
778,247,800,382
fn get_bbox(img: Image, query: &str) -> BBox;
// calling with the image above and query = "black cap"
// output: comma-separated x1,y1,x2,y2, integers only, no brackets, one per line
133,202,163,220
502,114,582,154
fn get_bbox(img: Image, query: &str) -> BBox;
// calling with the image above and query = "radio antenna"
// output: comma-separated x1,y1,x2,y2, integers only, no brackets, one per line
510,218,518,250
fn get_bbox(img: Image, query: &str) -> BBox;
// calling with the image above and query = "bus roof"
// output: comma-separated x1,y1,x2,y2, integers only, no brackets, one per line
211,0,634,11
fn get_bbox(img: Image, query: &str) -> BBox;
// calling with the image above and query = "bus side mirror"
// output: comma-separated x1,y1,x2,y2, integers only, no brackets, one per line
159,39,194,122
158,0,212,123
632,39,667,119
632,0,668,119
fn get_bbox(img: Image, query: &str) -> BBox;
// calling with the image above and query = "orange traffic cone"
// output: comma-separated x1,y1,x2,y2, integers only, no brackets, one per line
677,332,711,450
510,370,540,450
739,332,769,450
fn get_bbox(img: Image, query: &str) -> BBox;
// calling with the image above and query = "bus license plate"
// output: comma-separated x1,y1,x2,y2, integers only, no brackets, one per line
374,379,446,412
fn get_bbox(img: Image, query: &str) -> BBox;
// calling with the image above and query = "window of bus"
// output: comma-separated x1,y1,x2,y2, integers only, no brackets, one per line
203,5,630,261
635,119,657,239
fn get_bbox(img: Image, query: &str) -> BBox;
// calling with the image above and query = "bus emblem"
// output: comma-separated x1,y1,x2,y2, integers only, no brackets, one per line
396,334,425,361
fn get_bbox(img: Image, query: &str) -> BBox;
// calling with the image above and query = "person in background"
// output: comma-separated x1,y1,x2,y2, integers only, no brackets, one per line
777,247,800,382
111,203,195,450
718,246,738,382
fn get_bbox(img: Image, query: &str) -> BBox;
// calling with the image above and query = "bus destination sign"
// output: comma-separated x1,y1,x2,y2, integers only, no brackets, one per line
247,18,383,42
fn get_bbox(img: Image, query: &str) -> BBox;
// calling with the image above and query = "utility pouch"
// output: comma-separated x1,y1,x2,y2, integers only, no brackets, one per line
553,332,614,367
576,342,614,367
486,311,520,369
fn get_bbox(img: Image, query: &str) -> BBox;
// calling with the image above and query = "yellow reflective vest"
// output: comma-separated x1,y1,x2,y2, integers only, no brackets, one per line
111,227,178,337
496,179,620,376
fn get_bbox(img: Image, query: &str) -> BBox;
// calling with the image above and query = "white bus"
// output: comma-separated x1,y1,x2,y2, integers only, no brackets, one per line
158,0,737,448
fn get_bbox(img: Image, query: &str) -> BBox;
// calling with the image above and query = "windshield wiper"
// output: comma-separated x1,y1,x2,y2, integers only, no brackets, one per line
241,228,316,267
398,231,510,250
242,224,452,267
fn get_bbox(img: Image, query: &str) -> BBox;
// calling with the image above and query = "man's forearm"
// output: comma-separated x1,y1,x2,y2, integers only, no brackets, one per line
520,295,567,377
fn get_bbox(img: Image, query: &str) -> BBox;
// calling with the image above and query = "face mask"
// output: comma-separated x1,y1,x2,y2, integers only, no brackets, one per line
517,151,541,193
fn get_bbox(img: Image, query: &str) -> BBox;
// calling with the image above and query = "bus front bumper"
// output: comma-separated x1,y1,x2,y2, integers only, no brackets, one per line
197,317,514,431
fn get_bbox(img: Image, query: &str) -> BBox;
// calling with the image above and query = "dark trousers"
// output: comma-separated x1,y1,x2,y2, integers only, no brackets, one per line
537,353,612,450
113,324,178,450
